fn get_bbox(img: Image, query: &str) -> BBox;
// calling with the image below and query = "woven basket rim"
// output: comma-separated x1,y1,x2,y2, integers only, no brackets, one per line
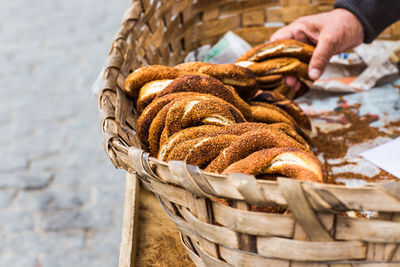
97,0,400,212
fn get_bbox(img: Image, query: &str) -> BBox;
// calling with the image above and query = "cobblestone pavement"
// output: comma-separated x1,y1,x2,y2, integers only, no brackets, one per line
0,0,130,266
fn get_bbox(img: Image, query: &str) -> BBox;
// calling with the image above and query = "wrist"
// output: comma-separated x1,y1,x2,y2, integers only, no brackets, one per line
331,8,364,43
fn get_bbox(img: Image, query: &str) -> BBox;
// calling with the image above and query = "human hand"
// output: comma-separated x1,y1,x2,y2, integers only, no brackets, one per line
271,8,364,81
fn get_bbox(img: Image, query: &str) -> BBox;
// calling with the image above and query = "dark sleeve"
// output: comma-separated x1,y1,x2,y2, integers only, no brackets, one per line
334,0,400,43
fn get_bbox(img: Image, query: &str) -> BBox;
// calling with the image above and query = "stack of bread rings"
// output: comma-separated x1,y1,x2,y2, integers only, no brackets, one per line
124,40,326,211
236,39,314,100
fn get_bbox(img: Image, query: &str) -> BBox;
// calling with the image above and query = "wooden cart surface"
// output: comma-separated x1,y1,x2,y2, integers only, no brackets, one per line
119,173,195,267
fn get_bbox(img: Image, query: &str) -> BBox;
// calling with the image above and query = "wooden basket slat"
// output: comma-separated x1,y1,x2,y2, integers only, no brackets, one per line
257,237,366,261
211,201,294,237
180,207,239,248
144,153,400,211
192,241,233,267
219,246,290,267
335,217,400,243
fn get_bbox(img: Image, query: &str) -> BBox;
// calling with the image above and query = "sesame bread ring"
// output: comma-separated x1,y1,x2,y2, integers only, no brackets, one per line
136,79,174,113
250,101,311,141
158,125,222,160
124,65,179,99
271,83,296,100
155,74,252,120
137,92,207,147
176,62,258,100
175,61,210,73
159,97,245,147
158,122,309,161
148,101,175,156
250,102,297,127
239,57,309,79
251,91,311,130
205,129,311,174
256,74,284,84
158,122,288,161
148,96,245,156
168,134,239,168
258,81,284,90
197,63,257,94
218,122,309,149
236,39,314,63
176,62,257,88
222,147,324,183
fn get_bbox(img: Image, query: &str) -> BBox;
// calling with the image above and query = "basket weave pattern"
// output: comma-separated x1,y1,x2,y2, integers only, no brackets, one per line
98,0,400,265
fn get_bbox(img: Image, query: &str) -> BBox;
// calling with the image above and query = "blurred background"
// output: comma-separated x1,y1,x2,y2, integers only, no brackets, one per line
0,0,130,266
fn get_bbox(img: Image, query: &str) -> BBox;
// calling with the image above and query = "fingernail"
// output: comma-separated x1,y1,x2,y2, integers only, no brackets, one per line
309,69,321,80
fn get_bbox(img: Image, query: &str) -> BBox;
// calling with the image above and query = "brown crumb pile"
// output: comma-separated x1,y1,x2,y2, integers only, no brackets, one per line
310,106,385,159
329,170,398,183
309,100,400,182
136,187,194,267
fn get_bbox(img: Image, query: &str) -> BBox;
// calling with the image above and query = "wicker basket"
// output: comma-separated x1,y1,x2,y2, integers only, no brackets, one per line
98,0,400,265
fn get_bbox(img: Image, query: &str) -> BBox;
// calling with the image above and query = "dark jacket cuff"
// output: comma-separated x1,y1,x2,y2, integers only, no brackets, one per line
334,0,400,43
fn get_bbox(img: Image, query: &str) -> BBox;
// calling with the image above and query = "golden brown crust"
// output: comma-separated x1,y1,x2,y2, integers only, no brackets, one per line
158,125,222,160
250,102,297,127
251,91,311,130
176,62,257,87
251,100,311,141
205,129,310,174
137,92,205,147
124,65,179,99
168,135,238,168
175,61,211,73
222,147,325,183
159,122,308,161
256,75,283,84
160,97,245,146
159,122,282,160
155,74,252,120
272,83,296,99
236,39,314,63
243,57,309,80
148,95,246,156
176,62,258,100
199,64,257,87
148,101,174,157
136,79,174,113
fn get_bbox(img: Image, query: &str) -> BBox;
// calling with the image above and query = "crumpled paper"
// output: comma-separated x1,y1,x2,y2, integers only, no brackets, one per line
313,40,400,92
184,31,251,64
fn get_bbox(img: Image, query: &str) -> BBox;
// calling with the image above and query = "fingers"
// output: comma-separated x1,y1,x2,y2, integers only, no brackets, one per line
270,27,294,41
270,19,317,45
285,76,300,92
308,33,336,80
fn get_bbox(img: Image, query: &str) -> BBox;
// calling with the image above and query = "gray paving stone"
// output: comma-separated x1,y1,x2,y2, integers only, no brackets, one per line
0,232,3,252
0,171,53,190
55,162,124,187
1,0,129,265
41,251,108,267
13,187,90,212
5,231,84,254
0,254,37,267
0,155,28,173
41,207,113,232
12,190,53,211
0,211,35,231
86,228,122,257
0,188,17,208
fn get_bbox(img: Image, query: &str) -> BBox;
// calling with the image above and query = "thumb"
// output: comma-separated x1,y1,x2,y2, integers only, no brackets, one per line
309,35,336,80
